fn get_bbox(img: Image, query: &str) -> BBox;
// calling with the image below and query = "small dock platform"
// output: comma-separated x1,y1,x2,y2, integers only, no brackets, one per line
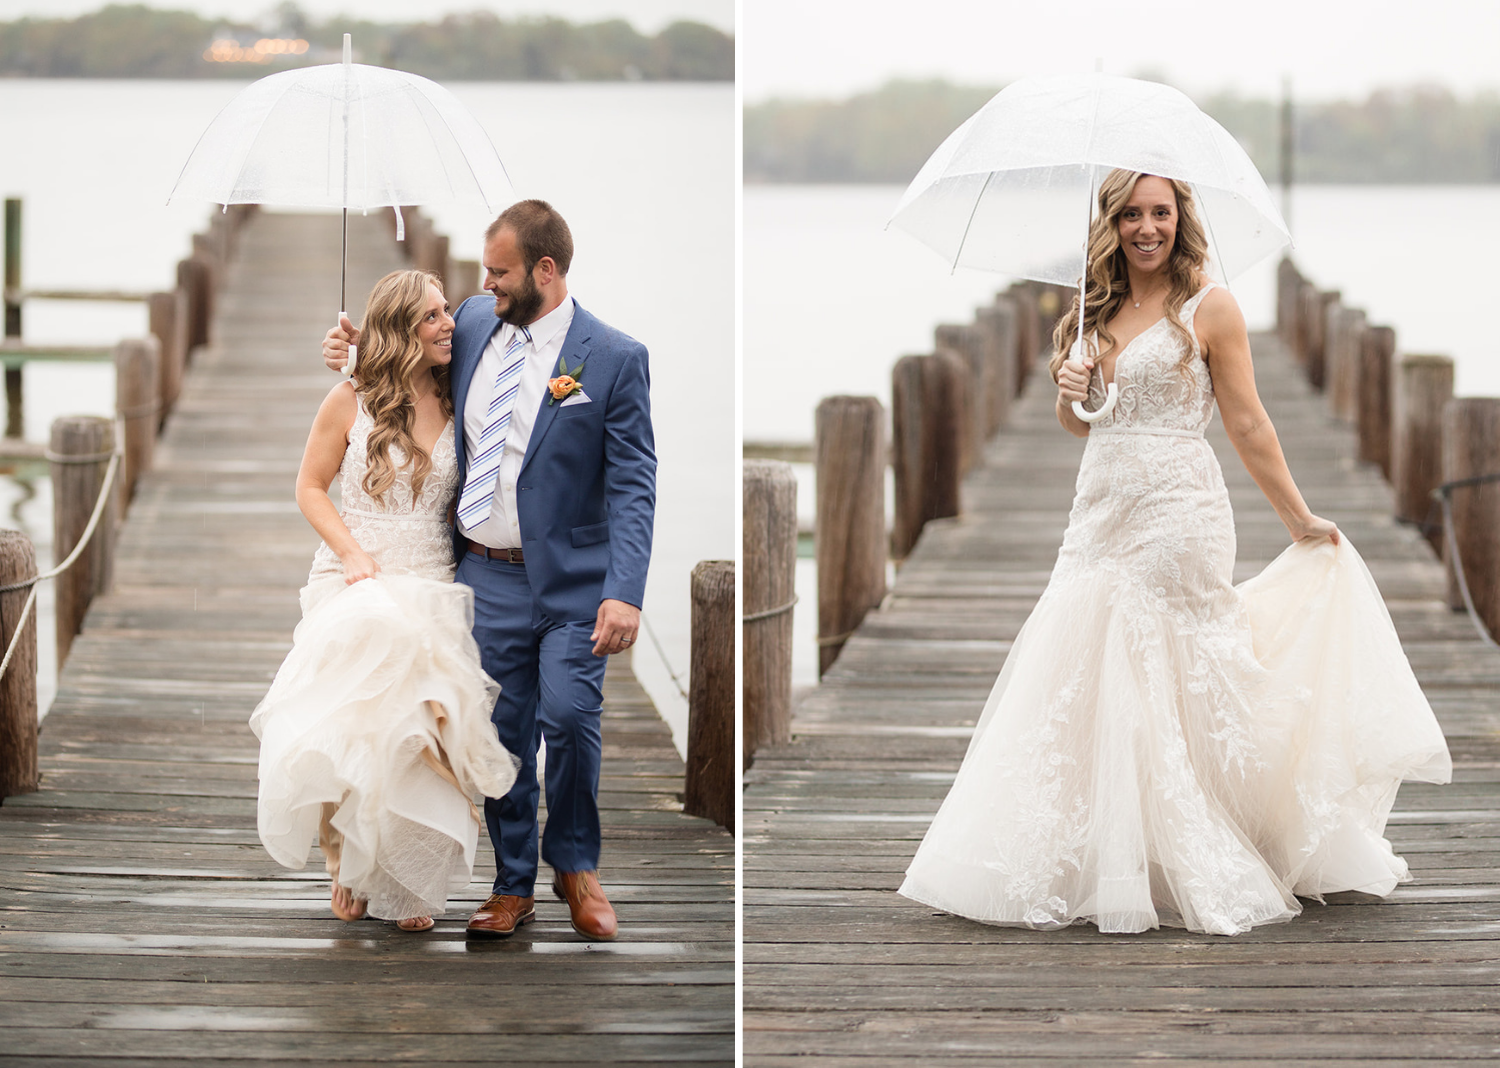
744,332,1500,1065
0,211,733,1066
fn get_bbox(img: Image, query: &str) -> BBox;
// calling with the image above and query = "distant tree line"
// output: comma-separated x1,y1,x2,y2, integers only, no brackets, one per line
746,79,1500,184
0,3,733,80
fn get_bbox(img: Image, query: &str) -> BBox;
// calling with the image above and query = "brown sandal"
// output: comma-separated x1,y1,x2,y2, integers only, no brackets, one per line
396,915,435,932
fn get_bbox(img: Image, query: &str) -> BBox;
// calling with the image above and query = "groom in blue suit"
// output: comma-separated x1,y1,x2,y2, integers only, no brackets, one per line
326,200,655,940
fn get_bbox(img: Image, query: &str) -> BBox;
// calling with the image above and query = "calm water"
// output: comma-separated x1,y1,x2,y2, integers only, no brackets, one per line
0,81,734,751
746,182,1499,686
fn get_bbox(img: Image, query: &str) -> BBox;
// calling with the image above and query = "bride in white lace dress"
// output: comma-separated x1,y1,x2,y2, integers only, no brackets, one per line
898,171,1451,935
251,270,516,930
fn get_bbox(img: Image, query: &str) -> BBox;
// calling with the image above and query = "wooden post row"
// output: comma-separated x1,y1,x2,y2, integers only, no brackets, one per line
974,302,1015,435
934,323,986,475
0,528,38,797
742,459,796,763
815,397,886,676
891,354,962,560
684,559,734,832
114,337,159,503
177,256,212,353
1441,399,1500,639
50,416,117,666
4,198,21,439
1393,354,1454,550
1357,326,1396,481
149,288,190,428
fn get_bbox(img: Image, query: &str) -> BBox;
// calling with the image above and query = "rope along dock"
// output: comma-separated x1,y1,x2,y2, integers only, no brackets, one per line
0,211,732,1065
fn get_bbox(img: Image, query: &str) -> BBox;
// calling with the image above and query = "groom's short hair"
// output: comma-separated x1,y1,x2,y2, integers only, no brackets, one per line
487,200,573,277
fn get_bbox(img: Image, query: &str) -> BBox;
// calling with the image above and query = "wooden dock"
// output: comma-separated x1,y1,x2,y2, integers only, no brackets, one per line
0,211,733,1065
744,332,1500,1064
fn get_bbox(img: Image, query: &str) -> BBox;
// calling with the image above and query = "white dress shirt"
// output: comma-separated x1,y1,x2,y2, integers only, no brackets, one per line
458,297,577,550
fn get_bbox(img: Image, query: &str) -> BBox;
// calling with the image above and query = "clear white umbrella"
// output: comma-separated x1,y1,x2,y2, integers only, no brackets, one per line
889,72,1291,422
169,34,513,374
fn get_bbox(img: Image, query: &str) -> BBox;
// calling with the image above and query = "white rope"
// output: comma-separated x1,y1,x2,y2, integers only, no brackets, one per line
0,441,122,684
639,610,688,701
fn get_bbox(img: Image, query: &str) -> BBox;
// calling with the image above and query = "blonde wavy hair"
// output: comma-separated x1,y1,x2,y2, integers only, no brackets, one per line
354,269,454,506
1049,170,1210,383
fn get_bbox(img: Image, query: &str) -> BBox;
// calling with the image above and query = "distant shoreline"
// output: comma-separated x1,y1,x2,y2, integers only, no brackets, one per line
745,79,1500,185
0,8,733,82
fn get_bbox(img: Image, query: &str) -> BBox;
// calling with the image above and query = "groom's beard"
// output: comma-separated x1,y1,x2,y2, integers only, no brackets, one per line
498,271,544,326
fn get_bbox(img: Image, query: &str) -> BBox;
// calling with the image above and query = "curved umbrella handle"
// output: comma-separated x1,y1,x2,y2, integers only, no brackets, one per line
338,311,357,378
1072,383,1118,424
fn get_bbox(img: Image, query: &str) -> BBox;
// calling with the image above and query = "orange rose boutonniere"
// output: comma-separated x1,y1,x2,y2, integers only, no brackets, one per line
547,354,586,405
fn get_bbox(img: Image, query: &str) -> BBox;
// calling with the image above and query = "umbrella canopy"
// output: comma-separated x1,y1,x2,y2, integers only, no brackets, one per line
169,39,512,217
889,73,1290,286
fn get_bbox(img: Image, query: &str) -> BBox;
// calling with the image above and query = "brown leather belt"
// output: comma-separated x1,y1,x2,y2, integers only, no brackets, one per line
467,540,523,562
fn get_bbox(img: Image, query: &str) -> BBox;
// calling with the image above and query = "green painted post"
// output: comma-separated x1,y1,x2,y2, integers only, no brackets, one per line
4,198,21,438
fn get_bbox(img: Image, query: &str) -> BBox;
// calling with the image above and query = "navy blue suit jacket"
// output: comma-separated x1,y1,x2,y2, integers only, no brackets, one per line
450,295,656,622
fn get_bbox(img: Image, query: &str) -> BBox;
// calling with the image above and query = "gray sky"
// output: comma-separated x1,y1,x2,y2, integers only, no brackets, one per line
744,0,1500,102
0,0,733,33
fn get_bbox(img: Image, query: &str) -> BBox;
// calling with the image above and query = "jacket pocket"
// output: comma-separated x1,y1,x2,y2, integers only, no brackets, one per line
571,520,610,547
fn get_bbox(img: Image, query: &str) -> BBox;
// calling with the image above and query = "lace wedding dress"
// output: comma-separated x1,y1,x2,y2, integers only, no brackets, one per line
251,398,517,920
898,284,1452,935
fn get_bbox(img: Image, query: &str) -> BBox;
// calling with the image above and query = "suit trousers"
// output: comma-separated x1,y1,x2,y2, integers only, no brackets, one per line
458,552,609,896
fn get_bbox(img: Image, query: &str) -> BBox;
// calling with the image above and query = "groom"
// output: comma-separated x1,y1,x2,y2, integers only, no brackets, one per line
324,200,656,940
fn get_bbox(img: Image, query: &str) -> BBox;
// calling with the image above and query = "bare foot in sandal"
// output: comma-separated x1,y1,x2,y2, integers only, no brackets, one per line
331,881,367,921
397,916,434,932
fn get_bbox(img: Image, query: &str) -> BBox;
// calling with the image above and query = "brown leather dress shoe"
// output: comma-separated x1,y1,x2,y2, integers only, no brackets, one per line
551,870,618,941
466,893,535,939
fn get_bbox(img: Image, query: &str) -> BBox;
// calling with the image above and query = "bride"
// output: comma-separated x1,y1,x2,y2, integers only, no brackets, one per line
898,170,1452,936
252,269,517,930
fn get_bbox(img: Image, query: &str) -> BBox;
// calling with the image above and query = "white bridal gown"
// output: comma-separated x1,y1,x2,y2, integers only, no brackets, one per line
898,284,1452,936
251,399,517,920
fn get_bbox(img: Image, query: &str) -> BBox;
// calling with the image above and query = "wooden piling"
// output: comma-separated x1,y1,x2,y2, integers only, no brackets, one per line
974,303,1015,435
114,337,159,503
815,396,887,675
1300,286,1336,388
742,459,797,759
1358,325,1396,479
177,256,212,352
449,259,482,305
50,416,116,666
0,528,38,798
149,289,189,426
684,558,734,832
4,198,20,438
892,353,962,560
1327,305,1365,423
1393,354,1454,546
935,323,987,473
1441,399,1500,636
1007,285,1039,396
1276,257,1302,349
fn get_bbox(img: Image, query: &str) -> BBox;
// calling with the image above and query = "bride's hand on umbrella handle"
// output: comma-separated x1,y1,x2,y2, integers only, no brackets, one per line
1292,514,1340,545
1056,358,1093,405
323,315,360,374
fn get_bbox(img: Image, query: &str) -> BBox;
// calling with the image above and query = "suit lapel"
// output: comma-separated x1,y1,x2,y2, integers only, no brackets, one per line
520,301,593,477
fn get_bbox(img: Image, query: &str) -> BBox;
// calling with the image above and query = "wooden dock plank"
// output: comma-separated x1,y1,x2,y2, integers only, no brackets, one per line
0,211,732,1066
743,332,1500,1063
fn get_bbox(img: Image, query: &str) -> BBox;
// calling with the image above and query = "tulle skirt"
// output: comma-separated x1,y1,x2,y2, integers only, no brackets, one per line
898,537,1452,935
251,574,517,920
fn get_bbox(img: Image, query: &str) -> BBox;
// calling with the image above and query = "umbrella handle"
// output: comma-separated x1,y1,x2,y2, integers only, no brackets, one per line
339,311,357,378
1071,383,1118,424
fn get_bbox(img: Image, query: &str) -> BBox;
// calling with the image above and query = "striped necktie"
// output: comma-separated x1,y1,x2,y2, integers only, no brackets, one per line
456,325,532,530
